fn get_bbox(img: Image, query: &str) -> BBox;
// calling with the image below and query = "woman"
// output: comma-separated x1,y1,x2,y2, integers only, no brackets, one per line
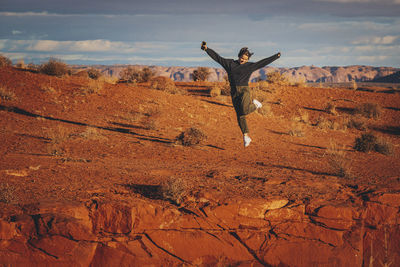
201,41,281,147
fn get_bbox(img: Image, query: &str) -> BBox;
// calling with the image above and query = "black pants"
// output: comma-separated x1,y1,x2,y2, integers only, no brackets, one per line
231,86,257,134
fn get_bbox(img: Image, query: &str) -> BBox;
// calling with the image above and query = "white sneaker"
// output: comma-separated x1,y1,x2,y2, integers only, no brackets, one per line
253,99,262,109
243,135,252,147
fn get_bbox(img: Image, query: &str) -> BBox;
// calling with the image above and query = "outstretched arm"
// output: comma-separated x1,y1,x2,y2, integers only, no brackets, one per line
251,52,281,72
201,41,230,70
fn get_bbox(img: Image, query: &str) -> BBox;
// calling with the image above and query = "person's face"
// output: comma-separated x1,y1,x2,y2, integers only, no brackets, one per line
239,54,249,64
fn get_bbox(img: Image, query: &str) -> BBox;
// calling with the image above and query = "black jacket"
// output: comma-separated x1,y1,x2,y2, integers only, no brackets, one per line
206,48,280,89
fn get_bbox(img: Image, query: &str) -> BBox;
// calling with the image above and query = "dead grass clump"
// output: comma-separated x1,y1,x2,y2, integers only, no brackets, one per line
353,103,382,119
79,127,107,140
347,115,368,131
0,54,12,67
15,59,25,69
325,102,338,115
41,84,58,93
0,86,16,101
257,103,273,117
210,86,221,97
351,80,358,90
161,177,189,205
81,79,104,95
315,116,333,130
325,142,352,179
40,58,70,77
176,127,207,146
293,110,309,124
0,183,17,204
354,132,393,155
102,75,119,85
150,76,183,94
192,67,210,81
141,105,162,130
293,76,307,87
288,121,306,137
257,80,277,93
46,125,71,156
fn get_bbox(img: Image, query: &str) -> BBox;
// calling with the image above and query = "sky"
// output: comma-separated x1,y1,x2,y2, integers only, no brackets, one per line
1,0,399,68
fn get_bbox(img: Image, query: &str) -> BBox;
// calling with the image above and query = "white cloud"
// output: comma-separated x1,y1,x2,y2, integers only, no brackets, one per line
1,39,138,53
352,35,398,45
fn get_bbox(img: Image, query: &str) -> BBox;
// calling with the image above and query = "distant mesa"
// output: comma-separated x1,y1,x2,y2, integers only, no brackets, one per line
71,65,400,83
371,71,400,83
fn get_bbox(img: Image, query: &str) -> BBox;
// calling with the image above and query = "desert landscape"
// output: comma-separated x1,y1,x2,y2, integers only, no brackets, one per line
1,61,400,266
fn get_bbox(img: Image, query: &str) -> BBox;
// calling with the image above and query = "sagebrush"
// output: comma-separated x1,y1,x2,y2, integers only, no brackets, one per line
176,127,207,146
40,58,69,77
0,54,12,67
120,66,155,83
192,67,210,81
354,132,393,155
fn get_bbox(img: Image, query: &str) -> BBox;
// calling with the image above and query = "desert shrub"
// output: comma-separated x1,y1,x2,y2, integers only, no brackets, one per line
161,177,189,205
141,67,155,82
354,132,393,155
0,86,16,101
119,66,140,83
314,116,346,131
374,138,394,155
47,125,70,156
150,76,183,94
325,142,352,178
120,66,155,83
0,54,12,67
192,67,210,81
176,127,207,146
87,68,102,80
267,71,290,85
40,58,69,77
353,103,381,119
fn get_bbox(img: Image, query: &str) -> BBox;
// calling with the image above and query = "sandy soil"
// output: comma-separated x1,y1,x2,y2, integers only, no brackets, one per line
0,66,399,265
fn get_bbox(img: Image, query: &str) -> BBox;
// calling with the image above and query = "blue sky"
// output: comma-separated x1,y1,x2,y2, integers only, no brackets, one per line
1,0,399,68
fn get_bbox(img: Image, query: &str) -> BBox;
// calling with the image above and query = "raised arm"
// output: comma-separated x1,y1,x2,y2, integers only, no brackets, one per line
201,42,230,70
250,52,281,72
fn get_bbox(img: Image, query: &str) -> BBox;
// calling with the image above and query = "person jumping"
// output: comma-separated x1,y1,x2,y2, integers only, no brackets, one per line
201,41,281,147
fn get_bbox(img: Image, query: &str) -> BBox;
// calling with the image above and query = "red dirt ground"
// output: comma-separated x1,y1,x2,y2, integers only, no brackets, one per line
1,66,399,266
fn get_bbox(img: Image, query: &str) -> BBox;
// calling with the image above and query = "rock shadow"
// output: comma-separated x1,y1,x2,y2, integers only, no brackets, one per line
0,105,174,145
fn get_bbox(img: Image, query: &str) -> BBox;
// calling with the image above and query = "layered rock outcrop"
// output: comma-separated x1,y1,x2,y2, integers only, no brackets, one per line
1,192,399,266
